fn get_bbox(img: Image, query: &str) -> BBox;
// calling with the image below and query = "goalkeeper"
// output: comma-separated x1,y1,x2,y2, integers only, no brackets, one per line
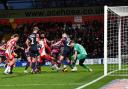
68,40,92,72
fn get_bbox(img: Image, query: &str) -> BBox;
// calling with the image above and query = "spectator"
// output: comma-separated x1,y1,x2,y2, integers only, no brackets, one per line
0,20,104,59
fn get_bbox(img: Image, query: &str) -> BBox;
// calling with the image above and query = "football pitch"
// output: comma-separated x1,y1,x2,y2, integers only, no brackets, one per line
0,65,128,89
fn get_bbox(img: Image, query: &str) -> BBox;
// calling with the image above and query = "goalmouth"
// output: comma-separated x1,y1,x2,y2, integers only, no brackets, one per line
104,6,128,76
76,5,128,89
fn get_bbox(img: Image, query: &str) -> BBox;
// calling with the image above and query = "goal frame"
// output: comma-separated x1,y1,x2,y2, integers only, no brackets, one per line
103,6,127,76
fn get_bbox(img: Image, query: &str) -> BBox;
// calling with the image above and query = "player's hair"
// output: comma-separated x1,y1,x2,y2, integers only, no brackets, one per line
40,34,45,39
33,26,40,31
71,40,75,43
62,33,67,38
67,40,75,46
11,34,19,39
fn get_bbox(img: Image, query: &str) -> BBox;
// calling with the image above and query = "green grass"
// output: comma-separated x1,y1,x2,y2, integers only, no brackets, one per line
0,65,127,89
85,76,128,89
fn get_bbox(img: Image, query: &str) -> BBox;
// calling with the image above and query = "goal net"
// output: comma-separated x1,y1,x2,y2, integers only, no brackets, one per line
104,6,128,76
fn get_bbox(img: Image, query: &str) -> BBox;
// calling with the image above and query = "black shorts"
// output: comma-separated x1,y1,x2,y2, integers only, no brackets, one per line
25,52,31,57
62,47,71,58
29,45,39,57
0,55,6,61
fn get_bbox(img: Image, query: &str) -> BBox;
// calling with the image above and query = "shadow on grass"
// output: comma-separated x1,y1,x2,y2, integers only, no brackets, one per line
1,72,32,79
1,69,92,79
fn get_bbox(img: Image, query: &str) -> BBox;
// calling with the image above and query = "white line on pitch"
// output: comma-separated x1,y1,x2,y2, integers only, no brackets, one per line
75,75,105,89
76,69,119,89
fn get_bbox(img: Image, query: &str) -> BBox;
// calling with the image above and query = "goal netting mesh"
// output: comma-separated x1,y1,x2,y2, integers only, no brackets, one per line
104,6,128,76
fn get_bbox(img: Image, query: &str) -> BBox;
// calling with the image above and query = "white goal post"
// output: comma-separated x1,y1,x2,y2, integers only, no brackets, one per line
104,6,128,76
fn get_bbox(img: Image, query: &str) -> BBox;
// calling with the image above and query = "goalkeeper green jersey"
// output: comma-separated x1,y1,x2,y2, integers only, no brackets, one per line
74,43,87,55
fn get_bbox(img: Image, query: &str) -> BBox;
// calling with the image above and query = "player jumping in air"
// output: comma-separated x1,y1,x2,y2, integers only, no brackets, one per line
4,34,19,74
68,40,92,72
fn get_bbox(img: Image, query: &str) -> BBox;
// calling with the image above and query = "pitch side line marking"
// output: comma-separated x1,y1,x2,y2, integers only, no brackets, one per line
76,75,105,89
76,69,119,89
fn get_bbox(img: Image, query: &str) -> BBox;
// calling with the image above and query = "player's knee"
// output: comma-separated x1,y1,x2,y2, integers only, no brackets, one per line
27,62,30,66
79,62,84,66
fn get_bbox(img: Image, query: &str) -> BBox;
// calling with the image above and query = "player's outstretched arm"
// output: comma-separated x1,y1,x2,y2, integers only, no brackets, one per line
51,39,62,47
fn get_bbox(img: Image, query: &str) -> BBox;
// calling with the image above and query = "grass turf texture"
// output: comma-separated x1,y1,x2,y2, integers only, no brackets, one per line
0,65,127,89
84,76,128,89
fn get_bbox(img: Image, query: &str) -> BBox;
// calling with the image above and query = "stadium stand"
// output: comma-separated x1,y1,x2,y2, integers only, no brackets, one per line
0,20,103,59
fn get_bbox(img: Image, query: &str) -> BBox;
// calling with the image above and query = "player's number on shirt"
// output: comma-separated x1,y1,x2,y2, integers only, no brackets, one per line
31,37,34,44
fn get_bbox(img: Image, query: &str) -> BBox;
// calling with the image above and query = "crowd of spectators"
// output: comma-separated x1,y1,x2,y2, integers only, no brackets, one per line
0,20,104,58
